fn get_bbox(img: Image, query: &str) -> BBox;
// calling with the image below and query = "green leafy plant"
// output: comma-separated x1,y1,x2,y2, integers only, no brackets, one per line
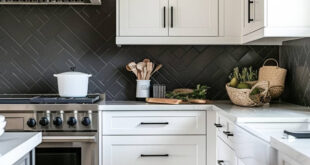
166,84,209,101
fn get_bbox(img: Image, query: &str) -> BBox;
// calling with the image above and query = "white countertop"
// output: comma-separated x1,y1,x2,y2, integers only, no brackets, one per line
0,132,42,165
214,101,310,123
271,136,310,164
98,101,213,111
99,101,310,123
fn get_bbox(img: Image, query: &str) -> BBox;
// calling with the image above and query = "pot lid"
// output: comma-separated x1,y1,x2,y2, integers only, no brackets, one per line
54,71,92,77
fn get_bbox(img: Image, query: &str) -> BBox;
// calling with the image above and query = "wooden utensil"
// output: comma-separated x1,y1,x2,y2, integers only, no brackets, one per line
127,62,138,77
137,62,146,80
143,59,151,63
146,98,182,104
146,62,153,80
151,64,163,76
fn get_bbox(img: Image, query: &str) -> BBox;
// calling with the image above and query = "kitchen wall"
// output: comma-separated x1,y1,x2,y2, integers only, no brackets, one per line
280,38,310,106
0,4,279,100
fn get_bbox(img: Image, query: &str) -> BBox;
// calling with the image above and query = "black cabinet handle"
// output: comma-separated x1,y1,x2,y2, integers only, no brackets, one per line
248,0,254,23
141,154,169,157
223,131,234,137
140,122,169,125
218,160,224,165
214,123,223,128
171,6,174,28
163,7,166,28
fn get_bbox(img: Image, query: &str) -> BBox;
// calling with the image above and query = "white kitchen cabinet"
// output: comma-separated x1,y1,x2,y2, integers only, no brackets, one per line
101,110,208,165
217,137,237,165
278,152,302,165
242,0,264,35
118,0,168,36
102,136,206,165
101,111,206,135
168,0,218,36
118,0,217,37
242,0,310,44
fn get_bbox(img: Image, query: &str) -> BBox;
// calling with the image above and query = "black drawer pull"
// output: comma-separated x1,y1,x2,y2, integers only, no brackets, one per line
218,160,224,165
248,0,254,23
171,6,174,28
214,123,223,128
140,122,169,125
141,154,169,157
163,7,166,28
223,131,234,137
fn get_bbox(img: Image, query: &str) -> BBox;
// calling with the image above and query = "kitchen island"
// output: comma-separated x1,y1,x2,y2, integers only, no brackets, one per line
0,132,42,165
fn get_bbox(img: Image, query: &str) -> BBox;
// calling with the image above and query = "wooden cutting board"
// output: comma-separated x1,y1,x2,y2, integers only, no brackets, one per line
146,98,182,104
146,98,212,104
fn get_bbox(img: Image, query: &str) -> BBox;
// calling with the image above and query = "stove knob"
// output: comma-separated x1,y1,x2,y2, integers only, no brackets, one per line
39,117,49,126
81,117,91,126
67,117,77,126
53,117,63,126
27,118,36,128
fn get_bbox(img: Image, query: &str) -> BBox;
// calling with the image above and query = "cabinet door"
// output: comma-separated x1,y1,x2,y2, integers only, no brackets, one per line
278,152,302,165
103,136,206,165
217,138,237,165
119,0,168,36
243,0,264,35
169,0,218,36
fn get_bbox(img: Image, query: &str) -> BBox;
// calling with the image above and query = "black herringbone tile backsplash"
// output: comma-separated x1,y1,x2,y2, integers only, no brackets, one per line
280,38,310,106
0,4,279,100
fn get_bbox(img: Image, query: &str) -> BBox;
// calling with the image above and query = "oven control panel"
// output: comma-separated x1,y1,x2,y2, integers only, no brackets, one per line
26,110,98,131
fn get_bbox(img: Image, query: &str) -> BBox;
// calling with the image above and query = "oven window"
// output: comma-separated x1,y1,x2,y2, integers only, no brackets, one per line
36,148,81,165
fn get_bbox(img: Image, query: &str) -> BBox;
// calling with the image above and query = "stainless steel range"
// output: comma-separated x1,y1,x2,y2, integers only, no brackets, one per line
0,94,103,165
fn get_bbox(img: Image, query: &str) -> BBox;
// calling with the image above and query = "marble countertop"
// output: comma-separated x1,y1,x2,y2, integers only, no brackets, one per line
214,101,310,123
271,136,310,164
99,100,310,122
98,101,213,111
0,132,42,165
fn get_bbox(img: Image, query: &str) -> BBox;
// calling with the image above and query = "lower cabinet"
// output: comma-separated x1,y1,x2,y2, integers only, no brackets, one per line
14,151,32,165
278,152,302,165
102,136,206,165
217,137,237,165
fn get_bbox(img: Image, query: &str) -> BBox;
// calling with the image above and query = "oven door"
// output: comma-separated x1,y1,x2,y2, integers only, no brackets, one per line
36,135,98,165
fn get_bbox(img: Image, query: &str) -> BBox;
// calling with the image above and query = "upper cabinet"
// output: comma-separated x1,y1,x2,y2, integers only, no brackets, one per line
167,0,218,36
119,0,168,36
119,0,218,37
116,0,310,45
242,0,310,44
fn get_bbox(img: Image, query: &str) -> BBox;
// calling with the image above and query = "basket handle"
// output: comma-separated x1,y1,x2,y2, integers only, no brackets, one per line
263,58,279,67
249,81,270,98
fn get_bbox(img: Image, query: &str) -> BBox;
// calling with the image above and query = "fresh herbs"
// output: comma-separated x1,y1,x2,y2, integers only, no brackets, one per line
166,84,209,101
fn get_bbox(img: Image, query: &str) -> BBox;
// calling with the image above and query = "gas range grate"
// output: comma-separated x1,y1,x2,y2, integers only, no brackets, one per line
30,95,100,104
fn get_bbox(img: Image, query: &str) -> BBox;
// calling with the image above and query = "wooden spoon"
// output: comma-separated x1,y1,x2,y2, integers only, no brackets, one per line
145,62,153,80
127,62,138,77
151,64,163,76
136,62,146,80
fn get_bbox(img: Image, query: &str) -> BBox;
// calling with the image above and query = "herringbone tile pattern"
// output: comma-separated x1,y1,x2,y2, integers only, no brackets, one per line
0,4,279,100
280,38,310,106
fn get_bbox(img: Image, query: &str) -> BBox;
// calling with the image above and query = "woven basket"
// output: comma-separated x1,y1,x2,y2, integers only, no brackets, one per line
226,81,270,107
258,58,287,99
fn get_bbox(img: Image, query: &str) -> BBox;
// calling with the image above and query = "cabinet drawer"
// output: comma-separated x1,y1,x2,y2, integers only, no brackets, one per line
102,136,206,165
102,111,206,135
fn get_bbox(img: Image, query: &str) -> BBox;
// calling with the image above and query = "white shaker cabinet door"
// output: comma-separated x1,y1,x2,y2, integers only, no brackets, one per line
102,136,206,165
168,0,218,36
243,0,264,35
217,137,237,165
118,0,168,36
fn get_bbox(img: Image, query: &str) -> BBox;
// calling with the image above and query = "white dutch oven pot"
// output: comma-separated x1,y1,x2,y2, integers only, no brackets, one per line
54,69,92,97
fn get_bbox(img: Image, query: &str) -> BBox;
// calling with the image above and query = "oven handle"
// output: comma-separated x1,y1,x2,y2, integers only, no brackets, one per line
42,136,96,143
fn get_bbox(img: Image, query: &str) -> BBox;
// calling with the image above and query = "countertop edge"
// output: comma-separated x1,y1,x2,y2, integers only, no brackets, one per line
0,132,42,165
